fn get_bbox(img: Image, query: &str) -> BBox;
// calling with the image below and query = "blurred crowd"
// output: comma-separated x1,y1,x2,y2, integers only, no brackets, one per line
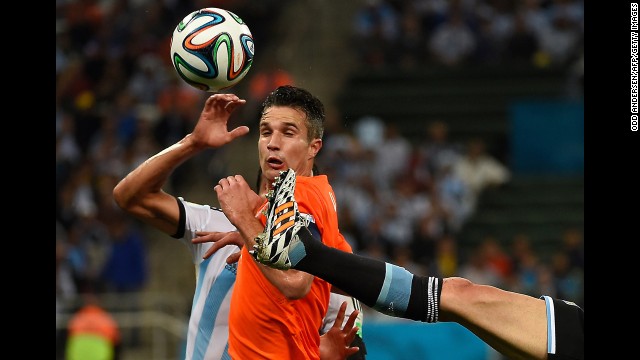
56,0,583,354
352,0,583,70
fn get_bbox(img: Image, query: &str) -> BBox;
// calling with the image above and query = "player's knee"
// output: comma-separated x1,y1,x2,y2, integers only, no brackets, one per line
442,277,510,310
446,277,499,300
443,277,475,293
439,277,479,319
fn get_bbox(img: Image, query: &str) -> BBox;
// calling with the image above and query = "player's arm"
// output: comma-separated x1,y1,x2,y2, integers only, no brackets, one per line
255,262,315,299
113,136,204,235
114,93,248,235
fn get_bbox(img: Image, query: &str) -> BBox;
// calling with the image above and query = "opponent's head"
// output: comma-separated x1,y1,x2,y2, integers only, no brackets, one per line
257,85,324,183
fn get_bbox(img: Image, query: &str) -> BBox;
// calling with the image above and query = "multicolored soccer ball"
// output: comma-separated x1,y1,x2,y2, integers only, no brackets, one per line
170,8,254,92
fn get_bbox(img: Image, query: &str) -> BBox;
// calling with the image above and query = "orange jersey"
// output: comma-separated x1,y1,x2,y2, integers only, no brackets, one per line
228,175,352,360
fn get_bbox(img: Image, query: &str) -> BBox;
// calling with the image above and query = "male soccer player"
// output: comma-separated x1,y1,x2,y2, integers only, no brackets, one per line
114,87,365,359
209,86,362,359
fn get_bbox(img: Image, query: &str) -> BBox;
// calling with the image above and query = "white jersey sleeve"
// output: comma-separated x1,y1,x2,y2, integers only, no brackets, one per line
175,198,238,264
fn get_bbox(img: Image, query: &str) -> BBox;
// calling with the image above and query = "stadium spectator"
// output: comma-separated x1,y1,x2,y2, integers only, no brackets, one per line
57,223,78,359
480,0,517,61
412,120,463,187
65,293,121,360
99,214,148,295
392,8,428,69
432,162,473,232
550,251,584,308
535,1,582,67
127,54,169,106
560,226,584,271
428,5,477,66
352,0,400,67
99,212,148,347
509,232,534,274
372,123,413,190
510,246,543,297
411,205,442,269
520,0,551,38
453,137,511,212
434,233,458,278
458,241,505,288
504,10,540,65
478,235,513,280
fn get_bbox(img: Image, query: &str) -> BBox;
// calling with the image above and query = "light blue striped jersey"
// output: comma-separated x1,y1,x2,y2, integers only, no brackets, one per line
176,199,238,360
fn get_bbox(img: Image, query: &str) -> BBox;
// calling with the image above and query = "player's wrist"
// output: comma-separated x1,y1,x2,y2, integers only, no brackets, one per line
180,133,208,152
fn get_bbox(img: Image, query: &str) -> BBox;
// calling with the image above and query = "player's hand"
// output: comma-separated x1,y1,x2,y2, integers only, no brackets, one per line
215,175,262,226
193,231,243,263
191,93,249,149
319,301,360,360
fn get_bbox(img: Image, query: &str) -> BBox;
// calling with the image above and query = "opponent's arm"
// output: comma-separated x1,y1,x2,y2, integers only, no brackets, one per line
113,94,248,235
255,257,315,299
113,135,205,235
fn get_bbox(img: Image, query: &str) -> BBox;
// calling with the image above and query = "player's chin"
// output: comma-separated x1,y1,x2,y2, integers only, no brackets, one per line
263,165,287,179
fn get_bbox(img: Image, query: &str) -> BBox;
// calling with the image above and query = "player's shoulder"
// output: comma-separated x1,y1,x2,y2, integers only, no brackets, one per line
296,174,327,186
295,175,334,208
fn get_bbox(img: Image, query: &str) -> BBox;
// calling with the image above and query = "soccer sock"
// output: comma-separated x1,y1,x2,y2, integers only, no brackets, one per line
294,227,442,323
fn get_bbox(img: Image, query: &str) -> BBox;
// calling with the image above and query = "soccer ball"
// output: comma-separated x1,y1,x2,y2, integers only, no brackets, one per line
170,8,255,92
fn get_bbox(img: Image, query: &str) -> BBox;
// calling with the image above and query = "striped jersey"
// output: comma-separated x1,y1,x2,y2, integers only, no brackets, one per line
173,198,238,360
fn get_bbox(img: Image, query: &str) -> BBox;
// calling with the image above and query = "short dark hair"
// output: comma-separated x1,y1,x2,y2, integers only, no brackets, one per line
260,85,325,141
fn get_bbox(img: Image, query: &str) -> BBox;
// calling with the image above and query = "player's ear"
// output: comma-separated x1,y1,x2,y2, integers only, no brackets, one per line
308,138,322,159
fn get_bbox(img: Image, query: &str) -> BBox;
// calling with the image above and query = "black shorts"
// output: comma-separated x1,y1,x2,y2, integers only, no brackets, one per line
541,296,584,360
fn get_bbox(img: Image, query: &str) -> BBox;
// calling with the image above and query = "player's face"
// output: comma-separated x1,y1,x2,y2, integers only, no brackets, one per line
258,106,321,183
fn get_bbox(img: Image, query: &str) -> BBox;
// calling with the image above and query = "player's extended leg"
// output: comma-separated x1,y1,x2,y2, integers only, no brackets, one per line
439,277,549,360
271,225,443,323
257,224,550,359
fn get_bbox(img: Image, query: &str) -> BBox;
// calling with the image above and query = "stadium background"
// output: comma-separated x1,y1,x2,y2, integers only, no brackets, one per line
55,0,584,359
